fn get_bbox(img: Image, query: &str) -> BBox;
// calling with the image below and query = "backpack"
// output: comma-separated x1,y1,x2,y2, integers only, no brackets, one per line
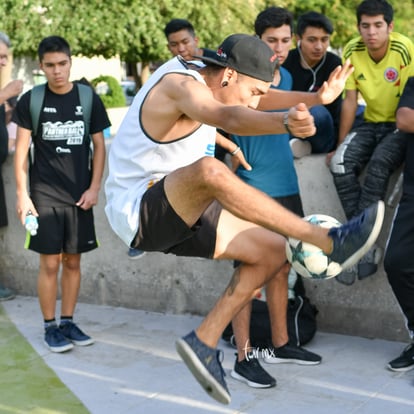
222,275,318,349
29,83,93,164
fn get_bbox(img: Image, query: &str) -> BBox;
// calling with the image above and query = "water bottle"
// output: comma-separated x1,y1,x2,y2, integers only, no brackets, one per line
25,211,38,236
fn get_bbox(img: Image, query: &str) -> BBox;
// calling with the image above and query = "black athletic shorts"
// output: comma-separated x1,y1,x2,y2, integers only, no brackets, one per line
132,177,222,259
25,205,98,254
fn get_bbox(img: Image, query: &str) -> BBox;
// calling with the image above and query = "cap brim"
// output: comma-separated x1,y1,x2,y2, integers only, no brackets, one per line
194,55,227,68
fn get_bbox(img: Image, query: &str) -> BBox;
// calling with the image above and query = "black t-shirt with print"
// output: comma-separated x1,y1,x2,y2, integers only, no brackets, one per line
13,84,110,206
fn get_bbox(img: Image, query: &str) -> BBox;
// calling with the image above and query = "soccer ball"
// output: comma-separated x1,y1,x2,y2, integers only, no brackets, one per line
286,214,343,280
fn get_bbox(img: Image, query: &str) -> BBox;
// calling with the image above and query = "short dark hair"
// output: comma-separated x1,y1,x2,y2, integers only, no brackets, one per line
164,19,196,39
0,32,11,48
38,36,71,61
356,0,393,25
296,11,334,37
254,7,294,38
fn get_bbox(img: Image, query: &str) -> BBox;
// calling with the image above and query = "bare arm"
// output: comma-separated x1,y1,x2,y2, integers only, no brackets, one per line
258,60,353,111
76,132,106,210
338,89,358,145
0,80,23,105
396,106,414,132
215,132,252,171
14,126,35,225
165,76,315,138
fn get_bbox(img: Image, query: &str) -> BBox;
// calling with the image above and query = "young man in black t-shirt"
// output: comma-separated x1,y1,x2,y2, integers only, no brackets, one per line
283,11,343,158
14,36,110,353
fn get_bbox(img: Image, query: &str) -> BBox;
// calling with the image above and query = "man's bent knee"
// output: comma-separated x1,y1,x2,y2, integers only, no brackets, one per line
194,156,231,185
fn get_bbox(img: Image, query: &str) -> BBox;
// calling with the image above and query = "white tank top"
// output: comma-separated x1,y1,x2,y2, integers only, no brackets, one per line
105,57,216,246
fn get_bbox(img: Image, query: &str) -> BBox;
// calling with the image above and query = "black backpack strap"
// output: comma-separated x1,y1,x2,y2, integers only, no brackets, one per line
76,83,93,138
29,84,46,137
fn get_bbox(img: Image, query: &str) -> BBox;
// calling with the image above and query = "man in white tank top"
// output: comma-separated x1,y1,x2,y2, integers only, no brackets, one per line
105,34,384,404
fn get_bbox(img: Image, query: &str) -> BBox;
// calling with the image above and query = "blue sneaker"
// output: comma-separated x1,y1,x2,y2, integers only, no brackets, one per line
0,285,15,301
328,201,384,270
59,321,94,346
176,331,231,405
128,248,146,260
44,325,74,353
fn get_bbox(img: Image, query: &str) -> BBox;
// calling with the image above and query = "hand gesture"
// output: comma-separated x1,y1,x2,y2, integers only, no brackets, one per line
285,103,316,138
316,59,354,105
230,148,252,172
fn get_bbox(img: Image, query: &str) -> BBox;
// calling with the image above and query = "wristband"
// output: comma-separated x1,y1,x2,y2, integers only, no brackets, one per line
231,146,241,156
283,112,291,135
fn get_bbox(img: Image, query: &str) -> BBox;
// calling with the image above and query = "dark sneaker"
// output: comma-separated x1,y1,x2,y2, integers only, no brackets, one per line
387,343,414,372
263,343,322,365
59,321,94,346
335,264,358,286
44,325,74,353
0,285,15,301
176,331,231,405
127,247,146,260
358,245,383,280
328,201,384,270
231,356,276,388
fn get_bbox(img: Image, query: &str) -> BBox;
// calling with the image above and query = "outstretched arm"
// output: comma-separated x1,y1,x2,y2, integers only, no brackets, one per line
257,60,353,111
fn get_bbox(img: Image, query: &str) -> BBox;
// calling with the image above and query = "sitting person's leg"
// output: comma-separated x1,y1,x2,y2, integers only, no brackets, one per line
290,105,335,158
307,105,335,154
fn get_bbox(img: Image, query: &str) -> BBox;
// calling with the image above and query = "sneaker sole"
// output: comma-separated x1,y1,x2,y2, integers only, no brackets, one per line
0,294,15,301
44,340,74,353
341,200,385,270
128,251,146,260
176,338,231,405
230,369,276,388
70,338,95,346
387,363,414,372
263,357,321,365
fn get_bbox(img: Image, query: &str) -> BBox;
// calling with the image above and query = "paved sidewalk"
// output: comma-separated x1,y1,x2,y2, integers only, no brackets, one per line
2,296,414,414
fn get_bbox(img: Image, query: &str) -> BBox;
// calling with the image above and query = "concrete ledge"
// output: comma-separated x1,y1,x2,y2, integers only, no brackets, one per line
0,152,408,342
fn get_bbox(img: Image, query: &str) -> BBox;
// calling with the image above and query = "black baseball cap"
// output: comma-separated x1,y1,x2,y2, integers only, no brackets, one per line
196,34,279,82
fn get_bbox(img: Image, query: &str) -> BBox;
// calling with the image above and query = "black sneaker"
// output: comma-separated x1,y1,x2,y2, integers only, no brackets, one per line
59,321,94,346
329,201,384,270
335,264,358,286
231,356,276,388
44,325,74,353
263,343,322,365
176,331,231,405
387,343,414,372
358,245,383,280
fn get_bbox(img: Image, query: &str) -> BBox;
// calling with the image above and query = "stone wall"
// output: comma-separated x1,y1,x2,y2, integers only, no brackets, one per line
0,151,408,342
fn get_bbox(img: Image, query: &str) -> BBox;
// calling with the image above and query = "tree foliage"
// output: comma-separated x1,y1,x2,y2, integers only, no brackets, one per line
267,0,414,48
0,0,413,86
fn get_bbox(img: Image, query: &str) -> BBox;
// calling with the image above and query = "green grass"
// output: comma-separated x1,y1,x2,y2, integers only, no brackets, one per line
0,304,89,414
